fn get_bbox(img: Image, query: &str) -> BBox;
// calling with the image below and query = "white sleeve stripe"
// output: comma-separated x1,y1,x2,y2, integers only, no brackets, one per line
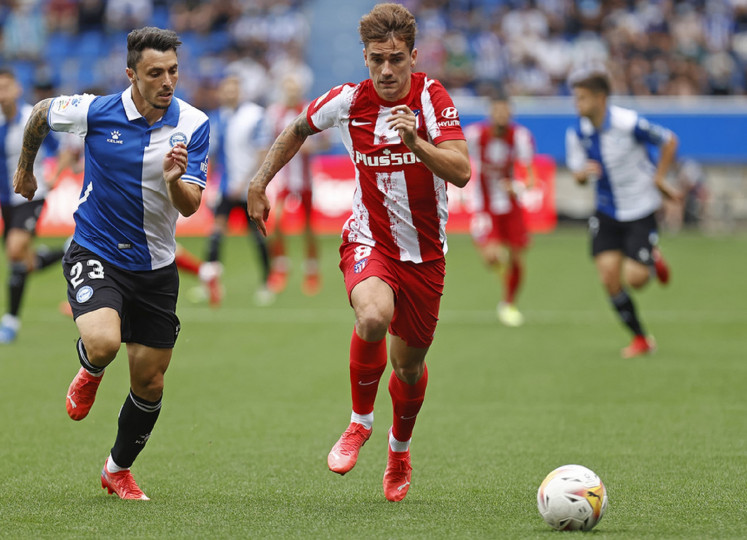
181,175,206,187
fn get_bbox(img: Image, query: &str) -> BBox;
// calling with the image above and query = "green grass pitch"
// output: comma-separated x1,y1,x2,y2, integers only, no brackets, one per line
1,228,745,538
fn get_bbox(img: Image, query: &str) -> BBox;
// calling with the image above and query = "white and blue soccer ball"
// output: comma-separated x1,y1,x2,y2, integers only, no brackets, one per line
537,464,608,531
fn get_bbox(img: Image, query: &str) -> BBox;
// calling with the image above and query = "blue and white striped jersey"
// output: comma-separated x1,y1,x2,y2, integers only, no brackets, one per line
566,105,673,222
0,102,59,207
210,101,270,199
48,89,210,271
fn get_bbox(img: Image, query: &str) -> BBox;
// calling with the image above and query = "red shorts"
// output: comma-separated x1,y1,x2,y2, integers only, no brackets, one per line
470,198,529,249
339,242,445,348
276,187,313,217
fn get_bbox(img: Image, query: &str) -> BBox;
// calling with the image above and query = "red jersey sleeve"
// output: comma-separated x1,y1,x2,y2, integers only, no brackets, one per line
306,83,355,133
421,78,466,146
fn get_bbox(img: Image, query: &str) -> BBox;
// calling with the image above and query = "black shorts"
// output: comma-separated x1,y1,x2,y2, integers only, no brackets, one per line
589,211,659,265
213,196,248,219
2,200,45,240
63,241,181,348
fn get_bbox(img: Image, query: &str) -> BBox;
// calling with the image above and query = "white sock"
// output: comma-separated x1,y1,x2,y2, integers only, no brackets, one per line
106,455,129,474
351,411,373,430
85,368,104,378
389,431,411,453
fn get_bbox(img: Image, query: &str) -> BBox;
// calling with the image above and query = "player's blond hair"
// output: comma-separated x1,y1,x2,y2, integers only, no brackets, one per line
359,3,418,52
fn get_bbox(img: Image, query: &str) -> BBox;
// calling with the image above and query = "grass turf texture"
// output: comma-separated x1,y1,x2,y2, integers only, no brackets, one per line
0,228,745,538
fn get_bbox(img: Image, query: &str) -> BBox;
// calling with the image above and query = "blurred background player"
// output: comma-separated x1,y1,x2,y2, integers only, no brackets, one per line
566,67,680,359
0,67,63,343
206,73,272,305
465,90,536,327
247,3,471,502
264,73,328,296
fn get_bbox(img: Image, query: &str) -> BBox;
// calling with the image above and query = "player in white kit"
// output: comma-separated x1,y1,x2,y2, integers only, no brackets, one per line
566,68,679,359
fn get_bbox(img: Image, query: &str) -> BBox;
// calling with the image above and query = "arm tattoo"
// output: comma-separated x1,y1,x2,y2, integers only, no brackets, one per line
254,112,313,189
18,99,52,172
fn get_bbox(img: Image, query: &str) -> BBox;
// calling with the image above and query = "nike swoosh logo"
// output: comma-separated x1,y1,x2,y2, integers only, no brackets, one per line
67,394,77,408
351,119,371,126
358,380,378,386
397,481,410,491
400,414,417,420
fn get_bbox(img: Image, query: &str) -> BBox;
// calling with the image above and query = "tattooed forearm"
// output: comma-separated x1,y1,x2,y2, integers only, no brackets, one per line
252,112,312,189
18,99,52,172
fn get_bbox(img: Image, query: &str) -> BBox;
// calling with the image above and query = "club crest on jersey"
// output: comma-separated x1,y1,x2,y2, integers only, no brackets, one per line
107,130,123,145
76,285,94,303
170,132,188,147
354,258,368,274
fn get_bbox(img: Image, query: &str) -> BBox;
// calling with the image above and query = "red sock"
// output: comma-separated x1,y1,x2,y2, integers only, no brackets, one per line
349,328,387,415
505,260,522,304
175,250,201,275
271,238,286,259
389,364,428,442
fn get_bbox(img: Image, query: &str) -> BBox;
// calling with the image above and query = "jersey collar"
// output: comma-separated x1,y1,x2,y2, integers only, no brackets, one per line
121,86,180,126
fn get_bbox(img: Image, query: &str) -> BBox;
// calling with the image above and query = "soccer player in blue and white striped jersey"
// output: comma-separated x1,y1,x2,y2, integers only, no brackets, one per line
13,27,210,499
566,68,680,359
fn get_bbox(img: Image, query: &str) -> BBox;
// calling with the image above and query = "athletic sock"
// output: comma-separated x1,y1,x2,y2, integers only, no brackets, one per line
349,328,387,416
388,364,428,443
303,258,319,276
106,455,129,473
34,246,65,270
174,250,202,275
207,231,223,263
270,237,286,260
505,260,522,305
248,221,271,283
8,262,28,317
77,338,104,376
610,289,645,336
110,390,162,468
351,411,374,430
389,430,411,452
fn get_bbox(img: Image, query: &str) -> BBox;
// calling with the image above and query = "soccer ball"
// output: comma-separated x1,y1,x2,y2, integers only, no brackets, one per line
536,464,608,531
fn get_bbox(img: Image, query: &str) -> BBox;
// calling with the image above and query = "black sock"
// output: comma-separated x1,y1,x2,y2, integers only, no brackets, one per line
207,231,222,262
249,221,270,283
76,338,104,375
110,390,162,468
610,289,645,336
34,245,65,270
8,262,28,317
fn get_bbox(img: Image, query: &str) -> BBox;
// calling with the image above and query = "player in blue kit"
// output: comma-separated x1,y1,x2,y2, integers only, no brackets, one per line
205,74,272,305
0,68,64,343
13,27,210,499
566,68,679,359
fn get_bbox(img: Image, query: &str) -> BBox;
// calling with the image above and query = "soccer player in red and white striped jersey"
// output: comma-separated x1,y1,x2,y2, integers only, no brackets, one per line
465,92,536,327
264,74,325,296
247,3,470,502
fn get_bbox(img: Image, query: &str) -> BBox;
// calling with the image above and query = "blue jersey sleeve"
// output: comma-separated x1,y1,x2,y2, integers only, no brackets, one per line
633,116,672,146
183,119,210,188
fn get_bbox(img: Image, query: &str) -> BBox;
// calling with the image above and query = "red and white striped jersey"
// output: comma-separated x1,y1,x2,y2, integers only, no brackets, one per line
266,101,312,194
306,73,466,263
466,122,534,215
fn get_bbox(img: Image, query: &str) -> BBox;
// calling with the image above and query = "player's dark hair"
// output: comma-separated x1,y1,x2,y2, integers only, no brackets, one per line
570,72,611,96
0,67,16,79
485,84,509,103
359,3,418,52
126,27,182,70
